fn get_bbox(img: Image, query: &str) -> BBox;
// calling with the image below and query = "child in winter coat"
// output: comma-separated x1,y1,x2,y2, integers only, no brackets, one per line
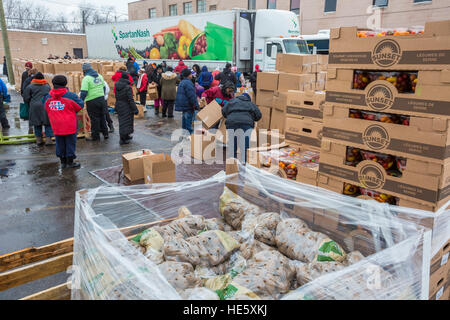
44,75,83,168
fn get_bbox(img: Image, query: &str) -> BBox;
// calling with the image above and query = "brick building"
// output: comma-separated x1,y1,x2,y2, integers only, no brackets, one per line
128,0,450,34
0,29,87,60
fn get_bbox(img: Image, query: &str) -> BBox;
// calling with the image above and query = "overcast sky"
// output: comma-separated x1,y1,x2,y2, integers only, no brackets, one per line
35,0,133,18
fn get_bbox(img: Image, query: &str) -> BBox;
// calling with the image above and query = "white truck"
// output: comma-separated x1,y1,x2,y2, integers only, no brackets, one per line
85,9,310,73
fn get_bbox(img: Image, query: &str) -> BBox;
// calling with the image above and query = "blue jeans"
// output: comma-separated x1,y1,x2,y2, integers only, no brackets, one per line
34,125,54,137
55,133,77,159
182,111,194,135
228,125,252,163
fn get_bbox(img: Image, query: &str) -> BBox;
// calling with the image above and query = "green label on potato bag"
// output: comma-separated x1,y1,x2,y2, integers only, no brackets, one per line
317,240,346,262
216,284,238,300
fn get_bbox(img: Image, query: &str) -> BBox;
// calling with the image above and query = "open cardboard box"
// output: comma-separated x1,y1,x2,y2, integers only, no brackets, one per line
122,149,153,182
191,129,216,161
323,105,450,164
143,153,176,184
319,139,450,208
286,90,325,121
328,20,450,70
325,69,450,118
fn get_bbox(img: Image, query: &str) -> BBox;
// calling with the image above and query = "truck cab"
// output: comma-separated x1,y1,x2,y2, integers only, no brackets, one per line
251,9,310,72
264,37,310,71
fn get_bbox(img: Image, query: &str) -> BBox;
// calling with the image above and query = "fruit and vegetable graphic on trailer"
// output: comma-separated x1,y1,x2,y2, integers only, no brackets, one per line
113,19,233,61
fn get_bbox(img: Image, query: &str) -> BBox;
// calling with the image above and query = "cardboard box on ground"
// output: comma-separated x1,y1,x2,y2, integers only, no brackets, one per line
143,153,176,184
122,149,153,182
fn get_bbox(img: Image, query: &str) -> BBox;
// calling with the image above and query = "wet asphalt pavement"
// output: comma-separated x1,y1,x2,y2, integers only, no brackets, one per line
0,79,189,299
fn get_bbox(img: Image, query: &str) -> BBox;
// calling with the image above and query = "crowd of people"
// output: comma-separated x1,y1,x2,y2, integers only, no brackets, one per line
1,58,263,168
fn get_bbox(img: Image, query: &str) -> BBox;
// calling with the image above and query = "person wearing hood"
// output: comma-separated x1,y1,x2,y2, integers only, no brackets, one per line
23,72,53,146
222,93,262,163
80,62,108,141
175,68,199,135
160,66,179,118
115,72,139,145
112,65,134,93
0,77,10,129
174,60,188,74
126,57,140,83
250,64,261,99
198,66,213,90
44,75,83,169
214,63,237,87
137,69,149,107
161,61,168,72
211,67,221,88
201,80,235,107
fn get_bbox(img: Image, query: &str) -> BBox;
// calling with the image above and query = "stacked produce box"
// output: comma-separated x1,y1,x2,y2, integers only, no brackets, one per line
318,20,450,300
250,54,328,186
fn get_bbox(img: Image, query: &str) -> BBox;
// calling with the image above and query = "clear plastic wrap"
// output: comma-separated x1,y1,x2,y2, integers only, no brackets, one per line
72,163,447,300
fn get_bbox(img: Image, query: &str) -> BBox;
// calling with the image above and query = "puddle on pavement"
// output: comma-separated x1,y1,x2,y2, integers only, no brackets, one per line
0,160,16,178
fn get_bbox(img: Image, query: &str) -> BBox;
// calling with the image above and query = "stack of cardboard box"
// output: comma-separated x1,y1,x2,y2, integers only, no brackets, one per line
317,20,450,300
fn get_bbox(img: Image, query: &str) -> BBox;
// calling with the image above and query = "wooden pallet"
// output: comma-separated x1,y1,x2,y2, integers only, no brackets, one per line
0,217,176,300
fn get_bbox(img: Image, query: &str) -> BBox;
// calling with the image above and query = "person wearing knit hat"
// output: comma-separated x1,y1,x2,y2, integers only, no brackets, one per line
250,64,261,100
175,68,199,136
44,76,84,169
20,63,36,134
80,61,108,141
23,71,53,146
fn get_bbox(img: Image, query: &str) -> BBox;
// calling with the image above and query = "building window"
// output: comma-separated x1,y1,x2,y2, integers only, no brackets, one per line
197,0,206,13
248,0,256,9
148,8,156,18
169,4,177,16
267,0,277,9
324,0,337,13
413,0,431,3
290,0,300,15
184,2,192,14
210,5,217,11
373,0,388,7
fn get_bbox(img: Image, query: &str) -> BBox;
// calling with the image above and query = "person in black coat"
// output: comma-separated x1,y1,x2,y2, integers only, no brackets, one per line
115,72,139,145
215,63,237,87
250,64,261,99
21,62,33,95
222,93,262,163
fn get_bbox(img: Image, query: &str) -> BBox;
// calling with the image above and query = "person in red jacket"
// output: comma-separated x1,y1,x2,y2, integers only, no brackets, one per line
174,60,188,74
111,65,133,93
45,76,83,169
137,69,148,106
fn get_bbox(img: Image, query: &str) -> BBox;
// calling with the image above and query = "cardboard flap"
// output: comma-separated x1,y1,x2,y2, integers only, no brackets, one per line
196,100,223,129
327,68,337,79
322,139,331,152
424,20,450,37
330,28,341,40
432,118,448,132
440,70,450,83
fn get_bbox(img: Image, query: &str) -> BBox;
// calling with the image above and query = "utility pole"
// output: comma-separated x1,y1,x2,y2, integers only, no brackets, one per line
0,0,15,85
81,9,86,34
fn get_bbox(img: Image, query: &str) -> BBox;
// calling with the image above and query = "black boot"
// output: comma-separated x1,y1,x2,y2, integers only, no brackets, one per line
108,124,115,133
60,157,67,169
1,118,10,129
66,157,81,169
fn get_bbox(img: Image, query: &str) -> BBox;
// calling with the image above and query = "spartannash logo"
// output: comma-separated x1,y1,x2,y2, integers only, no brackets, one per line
358,162,386,190
371,39,402,67
362,124,390,150
365,83,395,111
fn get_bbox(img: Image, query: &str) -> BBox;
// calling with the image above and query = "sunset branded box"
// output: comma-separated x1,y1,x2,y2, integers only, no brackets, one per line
319,140,450,210
325,68,450,118
284,117,323,151
328,20,450,71
322,105,450,164
285,90,325,121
